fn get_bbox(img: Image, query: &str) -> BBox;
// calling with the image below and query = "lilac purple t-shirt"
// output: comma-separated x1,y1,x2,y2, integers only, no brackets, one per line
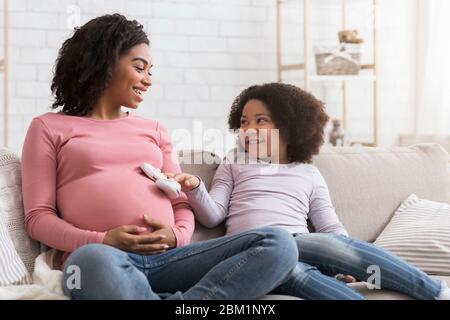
186,154,348,236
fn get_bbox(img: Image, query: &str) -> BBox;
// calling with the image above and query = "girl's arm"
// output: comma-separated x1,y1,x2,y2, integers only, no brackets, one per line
185,159,234,228
158,122,195,247
308,167,349,236
22,118,106,253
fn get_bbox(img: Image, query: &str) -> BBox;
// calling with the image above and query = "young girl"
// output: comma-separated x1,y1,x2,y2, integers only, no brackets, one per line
21,16,298,300
169,83,450,300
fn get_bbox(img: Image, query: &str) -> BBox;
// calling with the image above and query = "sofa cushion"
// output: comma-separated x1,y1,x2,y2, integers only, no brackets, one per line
178,150,221,190
312,144,450,242
0,148,40,273
0,213,31,286
374,194,450,276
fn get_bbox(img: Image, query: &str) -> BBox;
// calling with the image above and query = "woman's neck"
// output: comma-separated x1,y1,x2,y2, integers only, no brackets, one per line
88,98,126,120
86,109,128,120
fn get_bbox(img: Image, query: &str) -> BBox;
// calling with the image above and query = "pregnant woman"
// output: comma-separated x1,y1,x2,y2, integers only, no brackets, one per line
21,14,298,300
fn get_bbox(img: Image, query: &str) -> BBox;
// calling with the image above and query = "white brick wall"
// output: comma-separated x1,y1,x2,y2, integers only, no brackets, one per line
0,0,417,156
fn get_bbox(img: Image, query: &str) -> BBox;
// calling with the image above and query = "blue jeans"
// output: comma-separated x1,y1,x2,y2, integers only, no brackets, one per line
62,227,298,300
275,233,443,300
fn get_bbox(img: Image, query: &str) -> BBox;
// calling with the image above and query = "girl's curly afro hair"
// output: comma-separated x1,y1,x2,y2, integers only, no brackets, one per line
50,14,149,116
228,83,330,164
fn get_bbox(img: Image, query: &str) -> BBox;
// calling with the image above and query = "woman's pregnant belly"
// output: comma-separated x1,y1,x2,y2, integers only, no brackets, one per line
56,170,175,232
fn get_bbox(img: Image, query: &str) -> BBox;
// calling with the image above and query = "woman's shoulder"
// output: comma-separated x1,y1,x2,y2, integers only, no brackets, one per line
35,111,62,120
28,111,65,129
127,113,159,129
30,111,86,131
116,113,169,132
33,111,79,123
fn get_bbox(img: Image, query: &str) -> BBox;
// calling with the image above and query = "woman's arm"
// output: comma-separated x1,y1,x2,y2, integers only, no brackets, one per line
184,158,234,229
21,118,106,253
308,167,349,236
158,122,195,247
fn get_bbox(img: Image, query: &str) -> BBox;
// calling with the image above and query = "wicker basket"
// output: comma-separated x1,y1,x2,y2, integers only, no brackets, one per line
315,44,361,75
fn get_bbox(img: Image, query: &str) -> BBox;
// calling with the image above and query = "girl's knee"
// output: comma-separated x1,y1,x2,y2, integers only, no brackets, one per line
257,227,298,263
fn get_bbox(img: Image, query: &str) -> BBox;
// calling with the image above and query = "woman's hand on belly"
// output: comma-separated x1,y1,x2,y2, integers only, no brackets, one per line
143,215,177,249
103,224,170,255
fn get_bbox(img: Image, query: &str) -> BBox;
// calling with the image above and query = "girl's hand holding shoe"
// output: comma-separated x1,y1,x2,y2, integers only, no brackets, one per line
166,173,200,193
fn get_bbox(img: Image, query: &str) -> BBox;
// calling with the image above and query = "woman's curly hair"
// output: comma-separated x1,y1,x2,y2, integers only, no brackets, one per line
228,83,330,164
50,14,149,116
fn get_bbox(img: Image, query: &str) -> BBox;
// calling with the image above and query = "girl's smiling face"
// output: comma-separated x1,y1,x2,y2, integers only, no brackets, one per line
239,99,289,164
103,43,153,109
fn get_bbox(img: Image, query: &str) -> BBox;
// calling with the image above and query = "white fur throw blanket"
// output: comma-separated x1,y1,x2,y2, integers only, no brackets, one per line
0,250,68,300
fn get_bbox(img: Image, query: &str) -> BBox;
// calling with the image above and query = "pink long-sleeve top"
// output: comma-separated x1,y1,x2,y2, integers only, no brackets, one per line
21,111,194,262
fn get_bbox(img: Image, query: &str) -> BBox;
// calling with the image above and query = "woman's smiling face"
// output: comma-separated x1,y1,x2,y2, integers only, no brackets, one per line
103,43,153,109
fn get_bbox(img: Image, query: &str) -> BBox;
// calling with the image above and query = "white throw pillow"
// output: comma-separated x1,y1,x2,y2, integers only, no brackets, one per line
0,148,40,274
0,217,32,286
374,194,450,276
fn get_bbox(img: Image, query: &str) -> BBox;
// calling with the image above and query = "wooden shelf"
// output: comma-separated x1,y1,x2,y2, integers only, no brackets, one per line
309,75,376,82
280,63,305,71
276,0,379,147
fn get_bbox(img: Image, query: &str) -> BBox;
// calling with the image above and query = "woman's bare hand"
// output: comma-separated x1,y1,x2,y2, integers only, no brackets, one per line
165,172,200,193
103,224,170,255
143,215,177,249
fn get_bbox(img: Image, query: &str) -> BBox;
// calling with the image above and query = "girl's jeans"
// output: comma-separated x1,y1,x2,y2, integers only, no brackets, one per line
275,233,443,300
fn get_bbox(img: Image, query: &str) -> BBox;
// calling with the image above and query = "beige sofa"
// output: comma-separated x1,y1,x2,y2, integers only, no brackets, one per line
1,144,449,299
179,144,450,300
